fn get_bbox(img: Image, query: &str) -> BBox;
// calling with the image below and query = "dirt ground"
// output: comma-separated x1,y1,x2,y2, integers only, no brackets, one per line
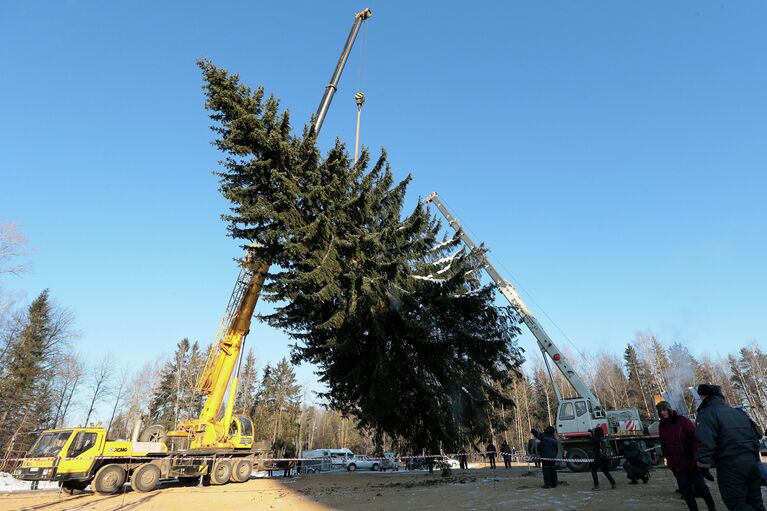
3,465,765,511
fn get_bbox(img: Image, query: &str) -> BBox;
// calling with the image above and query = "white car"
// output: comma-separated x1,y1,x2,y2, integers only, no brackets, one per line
344,454,381,472
434,455,460,469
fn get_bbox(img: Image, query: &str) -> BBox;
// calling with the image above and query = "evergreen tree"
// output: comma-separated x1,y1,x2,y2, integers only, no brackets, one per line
253,359,301,447
199,60,524,453
624,344,652,419
0,291,57,455
148,339,190,428
235,348,258,416
181,341,206,420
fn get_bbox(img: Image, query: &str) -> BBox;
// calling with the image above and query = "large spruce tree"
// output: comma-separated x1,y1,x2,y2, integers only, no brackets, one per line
200,60,523,452
0,290,57,455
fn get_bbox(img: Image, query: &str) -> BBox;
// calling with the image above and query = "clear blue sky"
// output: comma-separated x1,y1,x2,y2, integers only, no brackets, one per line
2,1,765,416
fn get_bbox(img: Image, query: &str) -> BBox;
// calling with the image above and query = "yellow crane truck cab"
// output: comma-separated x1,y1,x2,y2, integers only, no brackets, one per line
12,427,187,494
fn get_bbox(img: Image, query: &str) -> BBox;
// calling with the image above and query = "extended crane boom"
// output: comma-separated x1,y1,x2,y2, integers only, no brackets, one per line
314,8,372,134
423,192,605,418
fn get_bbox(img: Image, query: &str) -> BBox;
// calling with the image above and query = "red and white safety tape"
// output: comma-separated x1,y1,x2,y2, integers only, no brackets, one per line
1,448,655,465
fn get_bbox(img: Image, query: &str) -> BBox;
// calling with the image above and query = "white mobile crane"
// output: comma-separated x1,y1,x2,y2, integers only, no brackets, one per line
423,192,659,471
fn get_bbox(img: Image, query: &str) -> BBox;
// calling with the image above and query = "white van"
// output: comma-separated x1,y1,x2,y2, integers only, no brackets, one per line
301,448,354,472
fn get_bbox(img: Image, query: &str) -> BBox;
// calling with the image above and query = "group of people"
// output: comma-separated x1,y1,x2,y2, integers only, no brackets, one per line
525,384,765,511
482,440,516,469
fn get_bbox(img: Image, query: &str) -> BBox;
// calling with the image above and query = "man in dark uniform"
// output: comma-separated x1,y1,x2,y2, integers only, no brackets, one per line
501,440,512,469
695,384,765,511
458,448,469,470
486,441,497,469
532,427,559,489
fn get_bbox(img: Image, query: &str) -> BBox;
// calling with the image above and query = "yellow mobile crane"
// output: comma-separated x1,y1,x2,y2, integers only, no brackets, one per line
14,7,372,495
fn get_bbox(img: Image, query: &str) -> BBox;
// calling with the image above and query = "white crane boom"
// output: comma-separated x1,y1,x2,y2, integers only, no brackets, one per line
423,192,606,418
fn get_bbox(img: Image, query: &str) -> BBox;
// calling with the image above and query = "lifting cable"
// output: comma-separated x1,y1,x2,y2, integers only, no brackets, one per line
353,21,369,169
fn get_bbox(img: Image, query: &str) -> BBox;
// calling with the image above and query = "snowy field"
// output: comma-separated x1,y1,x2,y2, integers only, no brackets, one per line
0,471,60,492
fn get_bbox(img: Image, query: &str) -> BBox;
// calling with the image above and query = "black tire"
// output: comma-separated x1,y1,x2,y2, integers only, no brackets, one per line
178,476,200,486
347,463,357,472
62,480,89,495
131,464,161,493
138,425,167,445
565,448,590,473
231,459,252,483
210,460,232,485
371,463,379,471
93,464,127,495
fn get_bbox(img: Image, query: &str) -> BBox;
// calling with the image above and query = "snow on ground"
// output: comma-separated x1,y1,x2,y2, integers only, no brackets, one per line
0,472,59,492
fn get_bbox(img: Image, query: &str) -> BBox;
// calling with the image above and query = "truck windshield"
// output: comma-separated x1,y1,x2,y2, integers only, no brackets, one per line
27,431,73,458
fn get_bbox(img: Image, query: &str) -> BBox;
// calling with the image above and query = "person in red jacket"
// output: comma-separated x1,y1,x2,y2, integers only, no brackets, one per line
657,401,717,511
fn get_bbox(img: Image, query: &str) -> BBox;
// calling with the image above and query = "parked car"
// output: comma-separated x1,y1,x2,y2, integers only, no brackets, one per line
344,454,381,472
380,452,400,472
434,455,460,469
405,455,458,471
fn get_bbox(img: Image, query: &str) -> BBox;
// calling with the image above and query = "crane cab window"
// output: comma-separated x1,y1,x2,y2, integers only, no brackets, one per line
559,402,575,421
67,431,97,458
239,417,253,437
28,431,73,458
575,401,588,417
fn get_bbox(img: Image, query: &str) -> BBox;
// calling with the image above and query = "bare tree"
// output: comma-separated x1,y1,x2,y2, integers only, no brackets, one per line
83,354,113,426
51,354,84,428
106,365,130,437
0,223,30,366
0,223,29,278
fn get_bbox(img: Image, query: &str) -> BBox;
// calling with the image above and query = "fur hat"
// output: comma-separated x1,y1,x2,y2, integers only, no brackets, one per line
656,400,672,413
696,384,722,397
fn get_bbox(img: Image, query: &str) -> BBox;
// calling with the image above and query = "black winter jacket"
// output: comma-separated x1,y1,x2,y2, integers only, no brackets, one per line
695,394,762,467
532,430,558,459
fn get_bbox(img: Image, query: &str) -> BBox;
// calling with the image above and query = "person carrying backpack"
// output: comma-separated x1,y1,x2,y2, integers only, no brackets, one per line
589,427,616,490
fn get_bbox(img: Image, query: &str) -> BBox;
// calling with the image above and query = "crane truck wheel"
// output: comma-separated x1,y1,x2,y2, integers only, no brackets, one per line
210,460,232,485
131,463,161,492
231,459,252,483
93,464,127,494
138,425,167,445
564,448,590,473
